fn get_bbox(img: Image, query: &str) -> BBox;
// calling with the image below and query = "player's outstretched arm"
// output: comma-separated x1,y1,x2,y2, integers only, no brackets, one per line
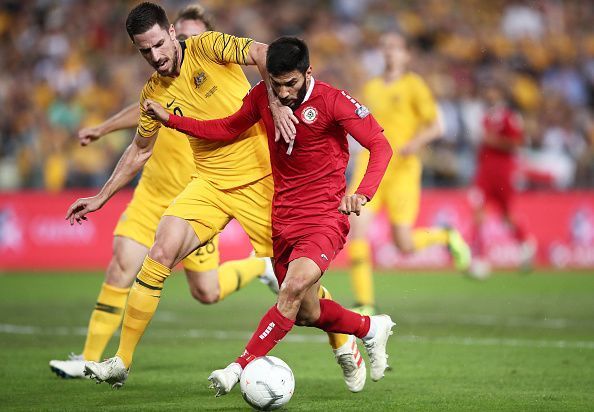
65,132,156,225
77,103,140,146
144,95,260,142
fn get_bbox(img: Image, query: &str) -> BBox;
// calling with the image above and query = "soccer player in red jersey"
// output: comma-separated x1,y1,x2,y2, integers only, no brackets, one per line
145,36,395,395
470,80,535,273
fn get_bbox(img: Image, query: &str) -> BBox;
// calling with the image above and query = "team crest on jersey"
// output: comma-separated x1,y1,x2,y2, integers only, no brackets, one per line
193,72,206,89
301,106,318,124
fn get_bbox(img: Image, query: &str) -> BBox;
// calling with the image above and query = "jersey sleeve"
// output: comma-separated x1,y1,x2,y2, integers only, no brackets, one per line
137,79,161,138
412,76,438,124
190,31,254,65
331,89,392,200
165,82,264,140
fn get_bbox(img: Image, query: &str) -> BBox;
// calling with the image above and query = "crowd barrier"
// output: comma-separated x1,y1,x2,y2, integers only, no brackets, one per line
1,190,593,270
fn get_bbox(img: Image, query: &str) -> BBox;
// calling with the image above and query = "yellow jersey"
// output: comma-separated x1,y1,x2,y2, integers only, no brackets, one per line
138,31,270,189
138,127,195,201
363,72,438,163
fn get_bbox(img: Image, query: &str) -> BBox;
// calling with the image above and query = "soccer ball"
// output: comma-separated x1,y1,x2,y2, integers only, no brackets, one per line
468,257,492,280
240,356,294,411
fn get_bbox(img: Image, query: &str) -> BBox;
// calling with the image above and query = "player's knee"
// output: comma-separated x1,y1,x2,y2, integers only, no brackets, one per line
394,237,414,254
148,243,175,268
105,254,136,288
279,274,309,301
189,285,219,304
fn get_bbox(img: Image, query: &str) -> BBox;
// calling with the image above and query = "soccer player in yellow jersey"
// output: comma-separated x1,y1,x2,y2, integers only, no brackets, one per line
64,2,363,392
49,5,279,380
348,32,471,315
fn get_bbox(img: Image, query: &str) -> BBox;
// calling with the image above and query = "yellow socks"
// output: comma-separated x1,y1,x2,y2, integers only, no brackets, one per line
347,239,374,307
412,227,449,251
82,283,130,362
319,286,349,350
217,256,265,301
116,256,170,368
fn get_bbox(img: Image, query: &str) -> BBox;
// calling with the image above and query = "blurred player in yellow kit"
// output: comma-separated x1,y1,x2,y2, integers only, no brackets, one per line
62,2,362,392
348,32,471,314
49,4,279,380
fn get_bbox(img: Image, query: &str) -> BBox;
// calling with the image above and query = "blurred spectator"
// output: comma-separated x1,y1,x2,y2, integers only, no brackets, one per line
0,0,592,190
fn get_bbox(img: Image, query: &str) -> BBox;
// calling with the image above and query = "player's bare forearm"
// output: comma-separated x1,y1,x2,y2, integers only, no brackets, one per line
79,103,139,145
483,134,518,152
402,118,443,154
97,133,155,202
248,41,298,142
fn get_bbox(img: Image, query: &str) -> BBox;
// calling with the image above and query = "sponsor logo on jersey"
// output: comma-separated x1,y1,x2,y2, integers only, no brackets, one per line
301,106,318,124
193,72,206,89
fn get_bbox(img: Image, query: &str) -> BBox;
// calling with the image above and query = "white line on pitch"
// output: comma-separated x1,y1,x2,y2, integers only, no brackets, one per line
2,323,594,350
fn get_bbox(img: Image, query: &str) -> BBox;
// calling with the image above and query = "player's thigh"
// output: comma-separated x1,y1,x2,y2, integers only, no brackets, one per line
105,235,149,288
160,178,232,265
183,236,221,303
349,205,376,239
182,235,220,273
222,176,273,258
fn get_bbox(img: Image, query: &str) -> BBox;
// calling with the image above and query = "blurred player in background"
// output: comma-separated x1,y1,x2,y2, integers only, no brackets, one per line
75,3,360,391
49,4,279,380
143,36,396,396
469,80,536,276
347,32,471,315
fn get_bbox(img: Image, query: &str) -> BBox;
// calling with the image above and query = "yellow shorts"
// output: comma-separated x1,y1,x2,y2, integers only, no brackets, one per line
163,174,273,258
114,182,219,272
350,153,421,226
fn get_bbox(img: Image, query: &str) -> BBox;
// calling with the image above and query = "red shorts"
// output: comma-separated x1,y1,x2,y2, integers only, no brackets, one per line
272,226,347,286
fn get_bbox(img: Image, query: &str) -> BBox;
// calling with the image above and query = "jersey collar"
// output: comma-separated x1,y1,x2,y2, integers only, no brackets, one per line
301,76,315,105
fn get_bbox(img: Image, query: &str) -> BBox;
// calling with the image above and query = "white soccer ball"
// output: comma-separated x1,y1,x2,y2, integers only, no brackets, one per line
240,356,295,411
468,257,492,280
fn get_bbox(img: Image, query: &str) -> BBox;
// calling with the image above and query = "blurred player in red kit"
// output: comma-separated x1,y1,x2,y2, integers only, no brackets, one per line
469,80,536,275
145,36,396,395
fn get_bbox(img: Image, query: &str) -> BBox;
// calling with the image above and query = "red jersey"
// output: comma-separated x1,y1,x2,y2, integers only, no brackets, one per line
478,105,523,176
166,78,391,237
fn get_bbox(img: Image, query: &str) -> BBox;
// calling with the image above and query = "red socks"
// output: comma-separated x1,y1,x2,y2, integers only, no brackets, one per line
313,299,370,339
236,299,370,368
236,305,294,368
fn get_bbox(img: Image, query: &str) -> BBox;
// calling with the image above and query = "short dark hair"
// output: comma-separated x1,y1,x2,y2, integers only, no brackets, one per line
174,4,215,31
266,37,309,76
126,2,169,40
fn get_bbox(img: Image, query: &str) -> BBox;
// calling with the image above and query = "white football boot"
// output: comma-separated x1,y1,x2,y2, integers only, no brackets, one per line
334,335,366,392
362,315,396,381
258,257,279,294
208,362,242,397
49,353,87,379
84,356,128,389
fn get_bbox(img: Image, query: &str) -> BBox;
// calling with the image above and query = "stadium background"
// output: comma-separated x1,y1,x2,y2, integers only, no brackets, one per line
1,0,593,270
1,1,593,411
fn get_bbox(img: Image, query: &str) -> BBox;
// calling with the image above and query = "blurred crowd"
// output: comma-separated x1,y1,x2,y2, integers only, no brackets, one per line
0,0,593,191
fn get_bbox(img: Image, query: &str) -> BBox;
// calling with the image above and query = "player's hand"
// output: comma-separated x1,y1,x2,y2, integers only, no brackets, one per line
270,101,299,143
144,99,170,123
399,140,421,156
78,126,103,146
65,195,106,225
338,194,367,216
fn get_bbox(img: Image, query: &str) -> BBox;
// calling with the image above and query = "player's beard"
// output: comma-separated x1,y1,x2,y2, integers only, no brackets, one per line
280,80,308,111
155,46,178,76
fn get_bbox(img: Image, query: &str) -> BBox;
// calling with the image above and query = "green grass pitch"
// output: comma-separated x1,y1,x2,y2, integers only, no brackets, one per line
1,271,593,411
